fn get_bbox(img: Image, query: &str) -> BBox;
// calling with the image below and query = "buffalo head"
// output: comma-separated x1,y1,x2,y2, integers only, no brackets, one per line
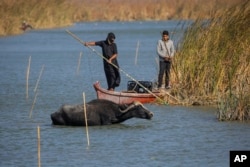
119,101,153,120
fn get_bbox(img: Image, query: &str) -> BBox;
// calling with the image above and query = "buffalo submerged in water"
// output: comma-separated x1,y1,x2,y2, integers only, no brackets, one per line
51,99,153,126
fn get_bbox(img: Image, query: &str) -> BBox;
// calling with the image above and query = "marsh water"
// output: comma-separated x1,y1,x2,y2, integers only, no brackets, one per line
0,21,249,167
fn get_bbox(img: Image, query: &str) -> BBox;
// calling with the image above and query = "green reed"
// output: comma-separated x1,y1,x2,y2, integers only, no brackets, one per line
174,1,249,120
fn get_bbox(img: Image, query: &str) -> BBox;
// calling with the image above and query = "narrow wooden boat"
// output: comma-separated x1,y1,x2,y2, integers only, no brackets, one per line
93,81,162,104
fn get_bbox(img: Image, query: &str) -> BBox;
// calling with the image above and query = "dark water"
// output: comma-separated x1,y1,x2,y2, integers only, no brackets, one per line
0,21,249,167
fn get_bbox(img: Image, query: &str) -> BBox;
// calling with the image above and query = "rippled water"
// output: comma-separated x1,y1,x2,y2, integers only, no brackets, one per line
0,21,249,167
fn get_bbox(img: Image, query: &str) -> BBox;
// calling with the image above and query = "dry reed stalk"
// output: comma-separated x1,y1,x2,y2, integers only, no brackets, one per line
34,65,44,93
135,40,140,65
76,52,82,75
26,56,31,99
29,91,38,119
29,65,44,118
82,92,90,146
37,125,41,167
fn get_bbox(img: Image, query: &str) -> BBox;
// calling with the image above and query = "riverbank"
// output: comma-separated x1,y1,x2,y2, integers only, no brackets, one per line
0,0,245,36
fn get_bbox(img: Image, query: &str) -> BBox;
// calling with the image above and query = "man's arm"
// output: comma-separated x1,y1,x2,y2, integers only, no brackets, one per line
84,41,96,46
108,54,117,64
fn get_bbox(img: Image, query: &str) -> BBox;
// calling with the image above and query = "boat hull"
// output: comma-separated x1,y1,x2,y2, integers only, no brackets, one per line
93,81,161,104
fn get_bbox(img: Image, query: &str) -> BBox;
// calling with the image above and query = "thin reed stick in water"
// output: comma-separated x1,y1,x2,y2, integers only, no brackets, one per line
30,65,44,118
29,91,38,118
135,40,140,65
34,65,44,93
37,125,41,167
83,92,90,146
26,56,31,99
155,57,159,72
77,52,82,75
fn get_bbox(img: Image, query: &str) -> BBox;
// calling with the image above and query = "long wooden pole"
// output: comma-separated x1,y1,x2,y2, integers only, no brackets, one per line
83,92,90,146
66,30,178,104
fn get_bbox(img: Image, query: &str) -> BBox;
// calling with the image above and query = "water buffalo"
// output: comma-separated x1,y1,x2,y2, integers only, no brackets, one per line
51,99,153,126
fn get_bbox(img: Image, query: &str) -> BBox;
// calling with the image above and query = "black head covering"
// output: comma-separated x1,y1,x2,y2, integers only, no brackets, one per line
107,32,116,43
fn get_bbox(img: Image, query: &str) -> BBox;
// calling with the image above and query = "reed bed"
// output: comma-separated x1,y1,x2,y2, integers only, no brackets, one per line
0,0,244,36
172,1,250,120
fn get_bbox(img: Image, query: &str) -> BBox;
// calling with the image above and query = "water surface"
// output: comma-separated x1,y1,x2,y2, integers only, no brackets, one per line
0,21,249,167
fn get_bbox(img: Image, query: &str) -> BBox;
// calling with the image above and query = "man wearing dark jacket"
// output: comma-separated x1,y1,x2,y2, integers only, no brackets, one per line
84,32,121,91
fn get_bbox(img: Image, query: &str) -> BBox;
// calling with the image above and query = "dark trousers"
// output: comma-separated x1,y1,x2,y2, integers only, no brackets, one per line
104,61,120,90
158,60,171,88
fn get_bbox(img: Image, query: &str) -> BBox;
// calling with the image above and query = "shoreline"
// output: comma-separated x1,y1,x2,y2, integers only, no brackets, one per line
0,0,244,36
2,19,190,38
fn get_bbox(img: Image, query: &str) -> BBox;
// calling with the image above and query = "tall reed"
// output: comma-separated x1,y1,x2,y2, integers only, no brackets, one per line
174,1,250,120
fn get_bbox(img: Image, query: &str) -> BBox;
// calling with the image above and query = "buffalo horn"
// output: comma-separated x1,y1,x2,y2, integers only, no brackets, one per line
120,101,143,113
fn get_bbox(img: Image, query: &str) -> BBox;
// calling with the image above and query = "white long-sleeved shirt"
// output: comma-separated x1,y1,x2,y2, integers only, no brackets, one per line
157,39,175,61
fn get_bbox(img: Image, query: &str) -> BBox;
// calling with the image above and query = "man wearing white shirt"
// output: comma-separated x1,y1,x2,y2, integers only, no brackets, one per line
156,30,175,89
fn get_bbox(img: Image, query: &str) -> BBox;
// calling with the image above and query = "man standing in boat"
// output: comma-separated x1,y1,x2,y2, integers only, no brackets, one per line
157,30,175,89
84,32,121,91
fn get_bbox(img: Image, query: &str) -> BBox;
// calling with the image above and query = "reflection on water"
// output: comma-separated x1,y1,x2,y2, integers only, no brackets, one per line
0,21,249,167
